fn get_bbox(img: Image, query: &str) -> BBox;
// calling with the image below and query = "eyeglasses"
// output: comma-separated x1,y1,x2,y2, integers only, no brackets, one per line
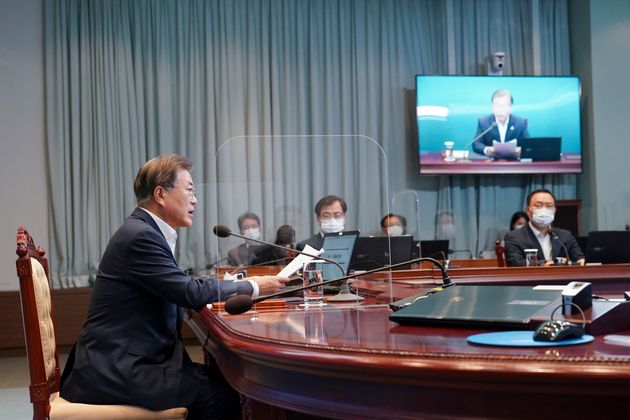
320,212,345,220
166,184,197,198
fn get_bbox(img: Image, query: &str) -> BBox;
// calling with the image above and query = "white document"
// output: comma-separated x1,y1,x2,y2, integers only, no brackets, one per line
492,139,517,158
277,244,323,277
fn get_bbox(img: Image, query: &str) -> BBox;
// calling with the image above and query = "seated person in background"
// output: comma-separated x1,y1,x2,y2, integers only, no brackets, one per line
227,212,264,266
380,213,407,236
297,195,347,251
504,189,585,266
60,154,288,417
472,89,529,158
252,224,297,265
510,211,529,230
436,210,456,241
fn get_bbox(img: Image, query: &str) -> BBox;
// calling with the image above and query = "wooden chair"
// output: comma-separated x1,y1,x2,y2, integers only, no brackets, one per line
15,226,187,419
495,239,506,267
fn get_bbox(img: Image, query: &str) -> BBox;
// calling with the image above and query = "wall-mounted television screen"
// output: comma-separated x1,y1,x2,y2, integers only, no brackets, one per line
416,75,582,175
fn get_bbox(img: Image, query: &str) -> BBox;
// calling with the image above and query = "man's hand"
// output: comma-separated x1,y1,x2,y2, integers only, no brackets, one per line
249,275,290,295
576,258,586,266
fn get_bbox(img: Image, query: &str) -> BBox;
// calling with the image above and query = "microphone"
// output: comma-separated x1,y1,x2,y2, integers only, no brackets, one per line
212,224,345,278
550,231,570,264
223,256,453,315
465,121,497,149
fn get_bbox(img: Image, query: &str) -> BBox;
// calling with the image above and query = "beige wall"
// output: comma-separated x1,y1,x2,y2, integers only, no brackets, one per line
0,0,49,291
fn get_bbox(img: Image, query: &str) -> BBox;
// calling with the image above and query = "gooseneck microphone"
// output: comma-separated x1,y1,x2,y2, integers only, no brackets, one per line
212,224,345,278
223,256,453,315
465,121,498,149
550,231,570,264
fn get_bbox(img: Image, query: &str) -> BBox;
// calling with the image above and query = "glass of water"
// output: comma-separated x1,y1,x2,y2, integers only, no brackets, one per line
524,249,539,267
302,260,327,307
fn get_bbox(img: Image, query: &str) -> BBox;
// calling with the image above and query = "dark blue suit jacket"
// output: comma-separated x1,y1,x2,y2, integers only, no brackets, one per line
504,224,584,267
296,233,324,252
472,114,529,156
61,208,253,410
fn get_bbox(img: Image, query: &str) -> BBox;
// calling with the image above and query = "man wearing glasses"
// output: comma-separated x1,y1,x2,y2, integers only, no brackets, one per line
296,194,348,251
504,188,585,266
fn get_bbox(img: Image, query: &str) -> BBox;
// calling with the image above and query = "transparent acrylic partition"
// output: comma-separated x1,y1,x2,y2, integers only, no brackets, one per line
198,135,403,315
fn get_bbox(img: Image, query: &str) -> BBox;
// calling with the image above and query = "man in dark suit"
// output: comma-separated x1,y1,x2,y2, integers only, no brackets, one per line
472,89,529,158
61,155,288,418
296,195,347,251
504,188,585,267
227,211,264,266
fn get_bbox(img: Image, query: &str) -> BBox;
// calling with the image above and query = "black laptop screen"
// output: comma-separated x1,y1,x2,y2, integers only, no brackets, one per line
320,231,359,280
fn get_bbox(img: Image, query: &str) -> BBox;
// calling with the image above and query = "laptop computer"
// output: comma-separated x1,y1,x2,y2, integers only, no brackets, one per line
518,137,561,162
412,240,450,259
389,285,561,329
585,231,630,264
350,236,414,271
320,230,360,280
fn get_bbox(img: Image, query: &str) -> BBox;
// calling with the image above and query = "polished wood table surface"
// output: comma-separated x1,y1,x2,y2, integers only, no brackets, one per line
191,267,630,419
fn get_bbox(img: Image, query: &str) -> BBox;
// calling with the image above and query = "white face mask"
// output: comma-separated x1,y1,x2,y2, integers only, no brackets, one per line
320,218,345,234
242,227,261,241
513,223,526,230
531,208,555,227
387,225,404,236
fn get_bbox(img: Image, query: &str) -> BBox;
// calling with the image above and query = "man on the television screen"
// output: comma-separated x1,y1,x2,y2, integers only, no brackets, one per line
472,89,529,159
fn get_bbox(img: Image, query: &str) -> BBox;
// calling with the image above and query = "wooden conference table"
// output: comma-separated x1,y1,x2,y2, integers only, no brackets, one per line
190,263,630,419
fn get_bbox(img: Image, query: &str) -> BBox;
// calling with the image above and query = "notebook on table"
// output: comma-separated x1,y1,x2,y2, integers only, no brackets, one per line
320,230,360,280
585,231,630,264
389,285,561,329
518,137,561,162
411,240,450,259
350,236,414,271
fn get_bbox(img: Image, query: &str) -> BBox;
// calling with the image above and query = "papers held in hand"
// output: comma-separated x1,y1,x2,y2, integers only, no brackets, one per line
492,139,517,158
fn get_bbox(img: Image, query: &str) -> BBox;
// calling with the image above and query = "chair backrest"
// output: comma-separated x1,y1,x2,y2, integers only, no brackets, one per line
495,239,506,267
15,226,60,419
15,226,189,419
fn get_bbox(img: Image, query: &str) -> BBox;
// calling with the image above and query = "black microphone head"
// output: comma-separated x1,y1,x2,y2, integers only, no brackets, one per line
224,294,253,315
213,224,232,238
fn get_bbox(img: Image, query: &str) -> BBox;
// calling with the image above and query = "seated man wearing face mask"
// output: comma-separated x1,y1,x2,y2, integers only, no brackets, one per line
380,213,407,236
227,212,265,266
296,195,348,251
504,189,585,266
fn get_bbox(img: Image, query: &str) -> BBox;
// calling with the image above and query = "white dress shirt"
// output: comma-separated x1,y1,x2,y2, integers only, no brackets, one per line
529,222,552,262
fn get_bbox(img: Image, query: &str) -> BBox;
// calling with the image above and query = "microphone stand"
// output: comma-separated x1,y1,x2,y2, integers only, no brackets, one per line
224,256,452,314
464,121,497,151
212,225,363,300
551,231,571,265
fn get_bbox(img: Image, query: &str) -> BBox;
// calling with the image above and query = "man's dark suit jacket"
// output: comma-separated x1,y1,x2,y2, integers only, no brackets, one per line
472,114,530,156
61,208,253,410
227,242,262,266
504,224,584,267
296,232,324,252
